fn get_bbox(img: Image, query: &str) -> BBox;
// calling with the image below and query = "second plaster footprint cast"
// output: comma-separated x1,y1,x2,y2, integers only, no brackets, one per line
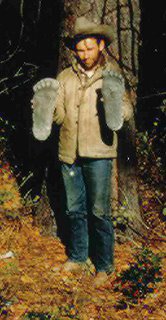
32,78,59,141
102,70,125,131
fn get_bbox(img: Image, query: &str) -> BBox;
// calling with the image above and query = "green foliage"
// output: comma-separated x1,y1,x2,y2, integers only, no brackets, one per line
0,295,10,318
0,116,15,143
112,208,129,232
59,304,79,319
24,313,52,319
24,305,80,320
0,116,16,164
136,101,166,186
114,247,163,309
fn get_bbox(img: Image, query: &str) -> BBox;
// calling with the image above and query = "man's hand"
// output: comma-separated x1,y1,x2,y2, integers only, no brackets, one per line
31,78,59,141
101,70,125,131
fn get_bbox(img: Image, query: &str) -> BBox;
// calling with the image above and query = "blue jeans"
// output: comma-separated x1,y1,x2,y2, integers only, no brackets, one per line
61,158,114,273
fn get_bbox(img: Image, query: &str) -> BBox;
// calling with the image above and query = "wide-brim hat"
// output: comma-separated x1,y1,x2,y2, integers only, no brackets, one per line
64,16,114,49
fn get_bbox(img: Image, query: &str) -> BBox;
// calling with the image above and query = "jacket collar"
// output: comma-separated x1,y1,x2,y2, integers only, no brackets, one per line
71,53,107,88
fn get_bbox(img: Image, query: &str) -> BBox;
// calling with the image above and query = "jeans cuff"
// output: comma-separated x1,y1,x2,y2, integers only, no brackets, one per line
96,264,114,274
68,258,87,264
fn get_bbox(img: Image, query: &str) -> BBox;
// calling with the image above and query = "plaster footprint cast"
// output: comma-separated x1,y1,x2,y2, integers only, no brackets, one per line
32,78,59,141
102,70,125,131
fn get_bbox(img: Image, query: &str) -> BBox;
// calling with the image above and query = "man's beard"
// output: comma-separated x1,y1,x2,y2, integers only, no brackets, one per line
77,54,101,70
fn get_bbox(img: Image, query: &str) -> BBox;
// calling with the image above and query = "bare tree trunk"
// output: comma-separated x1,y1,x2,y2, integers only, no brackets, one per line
58,0,145,239
0,0,145,238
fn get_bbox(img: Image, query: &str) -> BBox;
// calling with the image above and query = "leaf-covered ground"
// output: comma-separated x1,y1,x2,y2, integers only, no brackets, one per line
0,160,166,320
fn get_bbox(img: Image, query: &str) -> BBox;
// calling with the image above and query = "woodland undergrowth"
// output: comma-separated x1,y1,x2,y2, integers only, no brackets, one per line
0,110,166,320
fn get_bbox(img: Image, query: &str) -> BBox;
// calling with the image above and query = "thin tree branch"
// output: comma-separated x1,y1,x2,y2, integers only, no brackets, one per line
128,0,136,75
101,0,107,24
37,0,42,21
0,0,25,64
138,92,166,100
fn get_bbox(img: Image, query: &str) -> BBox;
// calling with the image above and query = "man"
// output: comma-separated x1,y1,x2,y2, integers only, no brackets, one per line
32,16,132,287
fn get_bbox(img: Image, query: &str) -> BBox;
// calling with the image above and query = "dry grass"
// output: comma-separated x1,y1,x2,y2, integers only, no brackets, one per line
0,161,166,320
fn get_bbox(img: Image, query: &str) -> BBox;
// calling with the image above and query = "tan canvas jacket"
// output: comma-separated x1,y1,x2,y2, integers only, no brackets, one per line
53,58,133,164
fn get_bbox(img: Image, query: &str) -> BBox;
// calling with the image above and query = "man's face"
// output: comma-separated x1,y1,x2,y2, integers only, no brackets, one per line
74,37,105,70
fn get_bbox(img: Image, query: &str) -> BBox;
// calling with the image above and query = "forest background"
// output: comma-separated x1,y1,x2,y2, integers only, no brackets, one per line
0,0,165,319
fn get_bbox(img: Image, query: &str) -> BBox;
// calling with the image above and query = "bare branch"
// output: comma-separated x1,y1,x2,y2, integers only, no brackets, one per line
0,78,31,96
138,92,166,100
20,0,24,18
0,62,39,95
101,0,107,24
0,1,25,64
37,0,42,21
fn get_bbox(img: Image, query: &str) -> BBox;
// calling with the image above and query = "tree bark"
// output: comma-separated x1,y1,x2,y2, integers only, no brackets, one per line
0,0,146,239
59,0,145,239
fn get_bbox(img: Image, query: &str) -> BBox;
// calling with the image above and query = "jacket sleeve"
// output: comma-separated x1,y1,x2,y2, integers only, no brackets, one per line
122,90,133,121
53,73,65,125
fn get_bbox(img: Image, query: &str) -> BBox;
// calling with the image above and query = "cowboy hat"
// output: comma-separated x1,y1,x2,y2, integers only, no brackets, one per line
65,16,114,49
